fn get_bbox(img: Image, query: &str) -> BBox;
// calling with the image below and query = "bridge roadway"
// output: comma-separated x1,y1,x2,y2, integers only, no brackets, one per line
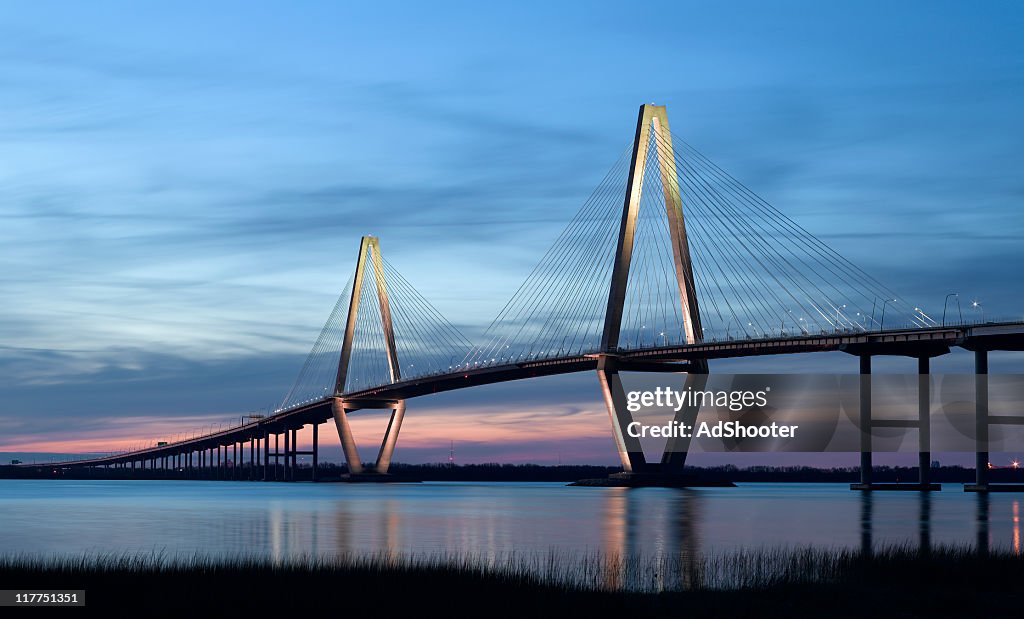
21,320,1024,473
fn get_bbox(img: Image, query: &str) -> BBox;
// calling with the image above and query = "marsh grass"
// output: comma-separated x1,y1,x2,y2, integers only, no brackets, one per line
2,546,1022,616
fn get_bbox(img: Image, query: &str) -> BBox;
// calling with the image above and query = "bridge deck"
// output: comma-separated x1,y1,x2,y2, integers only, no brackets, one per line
21,321,1024,470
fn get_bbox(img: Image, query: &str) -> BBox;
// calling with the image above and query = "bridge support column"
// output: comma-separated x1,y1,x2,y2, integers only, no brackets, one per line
974,350,989,489
332,400,364,475
263,433,270,481
662,370,709,474
851,353,940,492
312,423,319,482
274,433,280,481
918,356,932,486
859,355,873,486
284,429,291,481
596,357,646,473
291,428,298,481
331,397,407,478
375,401,406,474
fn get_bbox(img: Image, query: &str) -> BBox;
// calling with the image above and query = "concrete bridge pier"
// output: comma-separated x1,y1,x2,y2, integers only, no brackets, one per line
961,349,1023,492
595,357,646,476
858,354,873,487
283,429,290,481
977,349,989,488
312,423,319,481
848,345,945,492
584,356,729,488
331,397,410,482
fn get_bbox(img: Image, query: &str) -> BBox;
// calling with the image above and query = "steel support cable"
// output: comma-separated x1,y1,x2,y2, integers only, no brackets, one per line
662,149,777,336
472,190,618,363
546,185,626,355
635,181,666,348
557,220,616,354
509,144,647,358
351,265,386,390
381,258,473,373
679,202,731,339
381,259,463,362
486,152,632,362
390,280,474,372
649,147,692,344
388,286,438,379
638,141,761,338
672,136,932,328
665,135,863,310
657,173,731,342
674,167,737,340
675,136,897,298
623,196,653,349
651,131,828,334
675,170,780,336
465,142,635,365
280,276,353,408
645,137,708,343
678,158,835,333
688,244,730,338
466,199,598,363
685,160,839,334
519,153,635,357
620,142,657,349
669,139,875,331
379,275,428,377
482,140,634,361
564,210,622,354
367,254,390,383
377,266,450,382
510,201,613,360
665,164,763,337
665,141,841,334
636,168,671,347
678,149,870,333
643,164,687,344
525,184,624,359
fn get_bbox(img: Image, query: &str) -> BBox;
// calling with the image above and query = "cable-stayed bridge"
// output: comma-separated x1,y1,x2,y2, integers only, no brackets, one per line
25,104,1024,490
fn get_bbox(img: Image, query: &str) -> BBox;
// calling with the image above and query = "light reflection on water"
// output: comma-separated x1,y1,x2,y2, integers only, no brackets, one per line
0,480,1020,562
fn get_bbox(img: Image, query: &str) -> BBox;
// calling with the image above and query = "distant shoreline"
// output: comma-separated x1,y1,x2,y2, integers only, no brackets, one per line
3,462,1024,484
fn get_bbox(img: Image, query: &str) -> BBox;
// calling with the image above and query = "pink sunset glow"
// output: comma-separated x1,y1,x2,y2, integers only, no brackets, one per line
0,403,619,465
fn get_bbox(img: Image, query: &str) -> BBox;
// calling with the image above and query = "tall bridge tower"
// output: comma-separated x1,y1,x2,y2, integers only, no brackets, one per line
331,236,407,477
597,104,708,479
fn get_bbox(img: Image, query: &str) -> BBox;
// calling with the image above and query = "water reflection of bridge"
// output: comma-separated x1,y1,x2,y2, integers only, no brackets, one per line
247,488,1020,590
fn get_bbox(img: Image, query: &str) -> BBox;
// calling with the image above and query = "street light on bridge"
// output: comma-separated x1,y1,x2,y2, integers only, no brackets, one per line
972,299,985,323
879,298,896,329
943,293,962,326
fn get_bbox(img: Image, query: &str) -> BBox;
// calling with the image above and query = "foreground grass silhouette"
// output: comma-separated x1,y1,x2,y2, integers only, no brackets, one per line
2,546,1022,617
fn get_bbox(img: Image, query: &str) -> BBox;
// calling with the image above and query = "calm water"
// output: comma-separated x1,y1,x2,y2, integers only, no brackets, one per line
0,480,1019,560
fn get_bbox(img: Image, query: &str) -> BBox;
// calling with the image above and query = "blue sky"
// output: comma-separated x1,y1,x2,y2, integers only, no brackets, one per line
1,1,1022,464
